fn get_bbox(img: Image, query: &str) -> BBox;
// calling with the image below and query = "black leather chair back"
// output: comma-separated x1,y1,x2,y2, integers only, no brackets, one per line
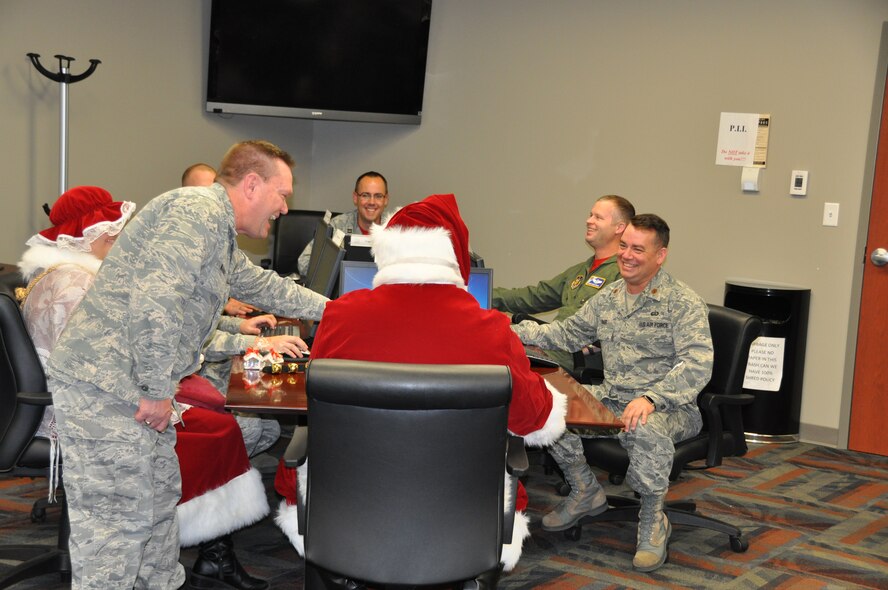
0,290,48,473
271,210,328,276
705,304,762,398
303,359,512,586
693,304,763,461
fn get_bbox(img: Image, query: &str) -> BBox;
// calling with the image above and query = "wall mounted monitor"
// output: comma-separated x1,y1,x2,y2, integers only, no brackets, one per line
207,0,433,124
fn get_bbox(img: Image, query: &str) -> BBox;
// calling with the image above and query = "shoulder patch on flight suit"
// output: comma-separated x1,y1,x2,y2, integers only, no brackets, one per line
570,274,584,290
585,275,606,289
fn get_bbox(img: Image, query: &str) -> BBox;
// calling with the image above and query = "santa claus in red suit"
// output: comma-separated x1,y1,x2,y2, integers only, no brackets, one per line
274,193,567,574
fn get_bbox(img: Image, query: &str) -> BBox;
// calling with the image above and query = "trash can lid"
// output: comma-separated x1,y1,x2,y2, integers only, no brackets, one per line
726,277,810,292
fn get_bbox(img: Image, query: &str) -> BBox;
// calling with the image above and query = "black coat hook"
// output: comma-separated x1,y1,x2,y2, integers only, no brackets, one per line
27,53,101,84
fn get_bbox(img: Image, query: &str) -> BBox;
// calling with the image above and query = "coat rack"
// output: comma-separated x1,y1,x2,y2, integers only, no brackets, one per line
27,53,101,199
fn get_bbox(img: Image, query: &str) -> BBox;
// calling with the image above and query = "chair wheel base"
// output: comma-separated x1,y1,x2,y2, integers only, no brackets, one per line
730,535,749,552
29,507,46,523
564,526,582,541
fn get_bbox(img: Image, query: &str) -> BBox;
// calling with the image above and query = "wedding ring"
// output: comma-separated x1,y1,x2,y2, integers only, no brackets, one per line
145,420,152,426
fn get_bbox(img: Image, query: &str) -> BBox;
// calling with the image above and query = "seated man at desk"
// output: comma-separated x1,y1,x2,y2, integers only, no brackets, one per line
493,194,635,369
275,194,568,582
296,171,391,275
512,214,713,572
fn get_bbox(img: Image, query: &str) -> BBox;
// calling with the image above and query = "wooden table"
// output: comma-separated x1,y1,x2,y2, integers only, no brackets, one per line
226,358,623,430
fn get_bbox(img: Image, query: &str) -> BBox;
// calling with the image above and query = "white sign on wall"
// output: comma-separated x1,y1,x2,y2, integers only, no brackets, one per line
742,336,784,392
716,112,770,168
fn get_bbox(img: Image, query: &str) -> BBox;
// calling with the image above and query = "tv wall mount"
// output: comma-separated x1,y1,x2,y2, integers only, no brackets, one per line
27,53,101,202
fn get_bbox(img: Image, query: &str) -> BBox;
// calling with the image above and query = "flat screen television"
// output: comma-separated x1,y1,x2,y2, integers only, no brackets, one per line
206,0,433,124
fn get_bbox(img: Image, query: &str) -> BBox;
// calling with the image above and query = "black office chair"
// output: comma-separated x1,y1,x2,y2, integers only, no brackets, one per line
566,304,762,552
262,210,335,276
0,289,71,588
284,359,528,589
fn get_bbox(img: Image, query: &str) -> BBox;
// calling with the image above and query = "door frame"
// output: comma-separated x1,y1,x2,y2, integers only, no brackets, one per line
838,21,888,449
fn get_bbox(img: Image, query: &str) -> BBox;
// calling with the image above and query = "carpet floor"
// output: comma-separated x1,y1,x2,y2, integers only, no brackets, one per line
2,441,886,589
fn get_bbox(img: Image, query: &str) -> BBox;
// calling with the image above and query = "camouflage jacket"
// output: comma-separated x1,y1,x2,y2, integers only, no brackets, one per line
48,184,328,403
514,269,713,410
201,315,251,362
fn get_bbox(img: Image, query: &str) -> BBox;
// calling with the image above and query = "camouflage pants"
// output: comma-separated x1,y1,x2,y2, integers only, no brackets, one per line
548,397,702,497
50,377,186,590
234,413,281,457
197,358,233,395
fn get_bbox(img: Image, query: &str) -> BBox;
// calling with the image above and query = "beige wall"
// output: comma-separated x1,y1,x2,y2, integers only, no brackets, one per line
0,0,315,260
3,0,887,446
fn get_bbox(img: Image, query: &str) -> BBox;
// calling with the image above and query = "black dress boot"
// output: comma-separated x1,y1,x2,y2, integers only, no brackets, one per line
190,535,269,590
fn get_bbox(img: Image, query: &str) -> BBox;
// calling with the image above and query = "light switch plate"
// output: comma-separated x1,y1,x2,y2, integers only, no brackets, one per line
823,202,839,226
790,170,808,196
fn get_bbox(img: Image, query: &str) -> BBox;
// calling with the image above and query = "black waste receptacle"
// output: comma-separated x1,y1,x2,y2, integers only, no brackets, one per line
724,280,811,443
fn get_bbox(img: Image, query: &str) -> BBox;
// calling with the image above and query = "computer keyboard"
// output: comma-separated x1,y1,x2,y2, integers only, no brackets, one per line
259,324,301,338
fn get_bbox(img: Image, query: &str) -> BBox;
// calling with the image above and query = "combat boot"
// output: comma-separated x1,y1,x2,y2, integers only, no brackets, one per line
190,535,269,590
633,496,671,572
541,459,608,531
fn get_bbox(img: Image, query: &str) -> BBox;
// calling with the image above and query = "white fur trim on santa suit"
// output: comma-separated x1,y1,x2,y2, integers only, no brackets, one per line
501,511,530,572
370,224,465,288
275,499,304,557
522,384,567,448
177,467,269,547
18,244,102,281
275,460,308,556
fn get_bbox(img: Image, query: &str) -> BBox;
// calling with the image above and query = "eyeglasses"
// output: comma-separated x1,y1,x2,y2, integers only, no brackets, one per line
357,192,387,202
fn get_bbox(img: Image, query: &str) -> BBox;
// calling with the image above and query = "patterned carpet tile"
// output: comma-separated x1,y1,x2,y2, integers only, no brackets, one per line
2,442,886,590
765,540,888,589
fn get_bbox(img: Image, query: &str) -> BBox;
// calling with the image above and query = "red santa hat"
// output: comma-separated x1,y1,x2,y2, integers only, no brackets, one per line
26,185,135,252
370,194,472,288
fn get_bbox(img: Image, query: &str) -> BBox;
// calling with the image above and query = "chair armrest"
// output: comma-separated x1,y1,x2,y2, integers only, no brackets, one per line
283,427,308,468
703,392,754,407
502,436,527,544
698,392,754,468
506,435,528,477
572,366,604,385
17,390,53,406
511,313,547,325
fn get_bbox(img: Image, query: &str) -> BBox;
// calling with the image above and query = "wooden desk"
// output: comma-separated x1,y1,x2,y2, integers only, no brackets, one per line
226,359,623,430
537,367,624,430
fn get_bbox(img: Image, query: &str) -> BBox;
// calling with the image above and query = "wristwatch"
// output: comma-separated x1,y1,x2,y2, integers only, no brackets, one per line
641,395,656,409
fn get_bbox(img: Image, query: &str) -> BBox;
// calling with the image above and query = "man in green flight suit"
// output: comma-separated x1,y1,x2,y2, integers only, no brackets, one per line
492,194,635,369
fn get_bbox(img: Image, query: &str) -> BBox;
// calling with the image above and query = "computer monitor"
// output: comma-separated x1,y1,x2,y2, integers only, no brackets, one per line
303,218,334,286
338,261,494,309
466,267,493,309
343,234,374,263
306,233,346,298
339,260,378,295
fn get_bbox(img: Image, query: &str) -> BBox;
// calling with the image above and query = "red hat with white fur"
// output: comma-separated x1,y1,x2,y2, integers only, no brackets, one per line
370,194,471,287
28,186,135,252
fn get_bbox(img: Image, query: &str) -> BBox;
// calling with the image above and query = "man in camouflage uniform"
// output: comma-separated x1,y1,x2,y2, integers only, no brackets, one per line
513,214,713,572
296,170,391,276
47,140,329,589
493,195,635,369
